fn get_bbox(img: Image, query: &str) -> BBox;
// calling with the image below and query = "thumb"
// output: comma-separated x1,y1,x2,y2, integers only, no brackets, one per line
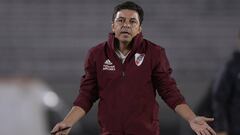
202,117,214,122
51,123,66,133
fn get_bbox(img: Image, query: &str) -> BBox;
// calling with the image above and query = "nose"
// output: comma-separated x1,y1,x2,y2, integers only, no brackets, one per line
123,21,131,27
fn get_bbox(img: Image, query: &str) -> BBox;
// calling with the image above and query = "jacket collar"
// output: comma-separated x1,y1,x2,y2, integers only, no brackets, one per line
107,32,143,52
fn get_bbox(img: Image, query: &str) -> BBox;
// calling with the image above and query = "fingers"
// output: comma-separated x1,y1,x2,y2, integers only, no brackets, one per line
196,131,201,135
197,130,214,135
192,123,216,135
203,129,211,135
55,130,68,135
202,117,214,122
194,127,216,135
51,124,61,134
51,127,71,135
206,125,216,135
51,123,71,135
192,117,216,135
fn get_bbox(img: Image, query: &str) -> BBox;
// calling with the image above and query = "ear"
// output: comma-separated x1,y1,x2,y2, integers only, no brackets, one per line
137,26,142,33
111,23,115,32
139,26,142,32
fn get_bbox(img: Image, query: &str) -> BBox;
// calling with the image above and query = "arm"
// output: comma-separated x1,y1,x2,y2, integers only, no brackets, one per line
175,104,216,135
175,104,196,122
51,106,86,135
62,106,86,126
152,48,215,135
152,48,186,109
51,48,99,135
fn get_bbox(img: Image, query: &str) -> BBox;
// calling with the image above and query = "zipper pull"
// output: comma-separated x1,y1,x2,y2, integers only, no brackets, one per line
122,71,125,77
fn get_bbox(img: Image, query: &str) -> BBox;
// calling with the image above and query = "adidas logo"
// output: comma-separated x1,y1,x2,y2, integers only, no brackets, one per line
104,59,112,65
103,59,115,71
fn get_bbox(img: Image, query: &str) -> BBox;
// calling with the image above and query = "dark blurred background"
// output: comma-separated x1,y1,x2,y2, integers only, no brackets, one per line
0,0,239,135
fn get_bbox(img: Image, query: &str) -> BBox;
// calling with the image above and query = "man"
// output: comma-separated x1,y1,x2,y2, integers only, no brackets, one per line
212,30,240,135
51,1,216,135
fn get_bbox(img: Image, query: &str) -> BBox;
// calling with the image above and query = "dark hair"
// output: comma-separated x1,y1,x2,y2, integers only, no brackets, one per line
112,1,144,25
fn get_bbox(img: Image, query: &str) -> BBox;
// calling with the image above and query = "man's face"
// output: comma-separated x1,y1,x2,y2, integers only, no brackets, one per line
112,9,142,44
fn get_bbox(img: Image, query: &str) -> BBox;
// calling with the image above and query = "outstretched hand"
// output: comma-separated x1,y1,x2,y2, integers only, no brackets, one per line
51,122,72,135
189,116,216,135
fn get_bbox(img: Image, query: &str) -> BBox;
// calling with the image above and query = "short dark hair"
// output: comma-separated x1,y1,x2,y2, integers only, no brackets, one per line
112,1,144,25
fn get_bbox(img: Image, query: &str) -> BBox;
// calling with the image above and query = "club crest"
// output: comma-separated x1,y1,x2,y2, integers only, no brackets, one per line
135,53,145,66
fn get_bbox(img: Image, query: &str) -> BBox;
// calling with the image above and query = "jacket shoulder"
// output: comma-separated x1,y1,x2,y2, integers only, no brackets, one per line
85,42,106,62
89,42,106,53
144,39,165,54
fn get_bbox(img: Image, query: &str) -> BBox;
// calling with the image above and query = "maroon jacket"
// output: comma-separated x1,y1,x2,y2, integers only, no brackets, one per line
73,33,186,135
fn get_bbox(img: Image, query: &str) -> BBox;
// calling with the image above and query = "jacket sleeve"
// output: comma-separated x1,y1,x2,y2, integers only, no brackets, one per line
73,48,99,113
212,63,234,132
152,48,186,110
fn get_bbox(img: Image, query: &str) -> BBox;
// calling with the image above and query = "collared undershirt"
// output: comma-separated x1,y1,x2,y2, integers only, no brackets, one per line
115,49,131,64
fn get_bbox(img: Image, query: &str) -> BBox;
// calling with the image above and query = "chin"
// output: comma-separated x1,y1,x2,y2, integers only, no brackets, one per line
119,37,132,43
120,39,131,44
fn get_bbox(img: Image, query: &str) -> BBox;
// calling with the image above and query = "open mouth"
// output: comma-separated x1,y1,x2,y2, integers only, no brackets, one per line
120,31,131,35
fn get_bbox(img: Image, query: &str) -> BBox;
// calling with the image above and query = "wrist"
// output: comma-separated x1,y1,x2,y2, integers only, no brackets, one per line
187,115,197,123
62,119,74,127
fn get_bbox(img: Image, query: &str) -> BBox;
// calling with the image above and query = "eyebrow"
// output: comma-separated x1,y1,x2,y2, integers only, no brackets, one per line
116,16,138,20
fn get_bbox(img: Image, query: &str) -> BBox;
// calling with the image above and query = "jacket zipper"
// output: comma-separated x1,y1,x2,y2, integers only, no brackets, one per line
112,51,127,78
122,71,125,77
121,60,126,78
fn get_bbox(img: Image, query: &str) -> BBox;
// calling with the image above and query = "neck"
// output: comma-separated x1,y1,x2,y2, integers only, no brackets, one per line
118,41,131,56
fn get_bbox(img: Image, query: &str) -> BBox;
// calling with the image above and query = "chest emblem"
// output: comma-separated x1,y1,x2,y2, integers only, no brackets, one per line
135,53,145,66
103,59,115,71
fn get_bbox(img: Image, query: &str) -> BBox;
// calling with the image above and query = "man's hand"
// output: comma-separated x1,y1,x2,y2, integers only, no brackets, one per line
189,116,216,135
50,106,86,135
51,121,72,135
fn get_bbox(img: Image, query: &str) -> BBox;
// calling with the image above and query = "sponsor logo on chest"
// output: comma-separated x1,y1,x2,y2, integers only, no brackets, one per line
103,59,115,71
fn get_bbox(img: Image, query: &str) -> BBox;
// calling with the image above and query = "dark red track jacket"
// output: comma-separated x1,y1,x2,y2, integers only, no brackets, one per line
73,32,186,135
